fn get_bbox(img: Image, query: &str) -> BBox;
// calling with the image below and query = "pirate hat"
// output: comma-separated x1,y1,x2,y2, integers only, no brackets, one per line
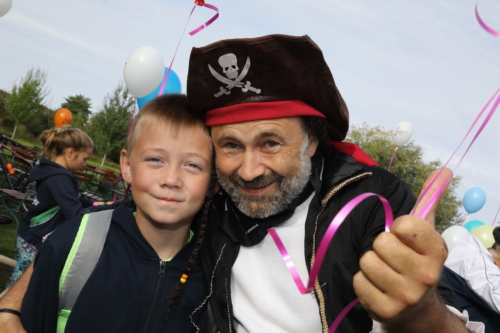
187,34,349,141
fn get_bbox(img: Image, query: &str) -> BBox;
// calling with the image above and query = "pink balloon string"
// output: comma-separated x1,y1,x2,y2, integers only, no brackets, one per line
267,193,393,332
158,2,220,96
386,146,399,171
492,207,500,226
412,87,500,215
475,2,500,36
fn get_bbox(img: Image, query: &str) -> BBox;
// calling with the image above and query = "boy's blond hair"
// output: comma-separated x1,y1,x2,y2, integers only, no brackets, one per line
126,94,209,156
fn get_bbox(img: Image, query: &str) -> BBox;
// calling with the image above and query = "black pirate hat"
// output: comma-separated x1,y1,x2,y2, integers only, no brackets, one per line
187,34,349,141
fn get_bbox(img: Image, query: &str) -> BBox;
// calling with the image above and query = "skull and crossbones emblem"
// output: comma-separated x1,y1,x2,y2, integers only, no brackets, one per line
208,53,262,98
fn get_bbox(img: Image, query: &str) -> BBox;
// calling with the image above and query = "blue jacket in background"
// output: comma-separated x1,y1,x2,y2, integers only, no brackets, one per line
18,158,94,250
21,206,208,333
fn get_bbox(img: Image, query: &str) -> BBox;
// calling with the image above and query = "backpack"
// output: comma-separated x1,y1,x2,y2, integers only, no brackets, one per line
57,210,113,333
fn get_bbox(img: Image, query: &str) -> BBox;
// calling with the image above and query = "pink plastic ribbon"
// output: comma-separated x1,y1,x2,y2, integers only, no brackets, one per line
386,146,399,171
267,193,393,332
412,87,500,216
492,207,500,226
475,2,500,36
158,2,219,96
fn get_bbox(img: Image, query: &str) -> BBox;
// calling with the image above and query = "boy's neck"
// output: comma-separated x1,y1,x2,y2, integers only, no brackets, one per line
135,214,192,261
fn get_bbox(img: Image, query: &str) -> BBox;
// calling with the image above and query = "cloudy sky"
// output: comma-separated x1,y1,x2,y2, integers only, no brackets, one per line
1,0,500,225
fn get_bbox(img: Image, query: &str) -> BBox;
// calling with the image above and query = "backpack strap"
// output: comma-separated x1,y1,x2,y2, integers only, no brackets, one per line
58,209,113,312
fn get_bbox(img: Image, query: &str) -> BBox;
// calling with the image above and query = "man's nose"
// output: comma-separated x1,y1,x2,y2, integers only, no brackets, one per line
237,151,266,182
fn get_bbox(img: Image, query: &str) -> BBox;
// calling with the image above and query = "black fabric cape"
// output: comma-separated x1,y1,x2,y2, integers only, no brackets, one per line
201,151,459,333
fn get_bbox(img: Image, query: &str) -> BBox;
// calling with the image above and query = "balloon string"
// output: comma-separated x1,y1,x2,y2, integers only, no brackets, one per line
267,193,393,332
412,88,500,215
493,207,500,226
386,146,399,171
475,2,500,36
117,99,136,203
158,2,219,96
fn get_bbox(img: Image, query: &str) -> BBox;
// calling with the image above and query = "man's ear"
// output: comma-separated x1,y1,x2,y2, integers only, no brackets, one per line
120,149,132,184
307,136,319,157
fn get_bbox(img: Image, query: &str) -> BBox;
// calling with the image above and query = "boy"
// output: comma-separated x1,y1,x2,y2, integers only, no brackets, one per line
21,94,213,332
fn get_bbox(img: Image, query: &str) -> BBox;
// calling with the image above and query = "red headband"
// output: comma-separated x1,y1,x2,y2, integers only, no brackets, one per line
206,100,325,126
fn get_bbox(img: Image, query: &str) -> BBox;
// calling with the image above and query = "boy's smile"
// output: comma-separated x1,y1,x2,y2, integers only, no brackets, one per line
121,121,212,231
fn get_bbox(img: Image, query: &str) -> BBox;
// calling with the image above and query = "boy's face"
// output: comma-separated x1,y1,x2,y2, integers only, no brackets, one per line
121,121,212,229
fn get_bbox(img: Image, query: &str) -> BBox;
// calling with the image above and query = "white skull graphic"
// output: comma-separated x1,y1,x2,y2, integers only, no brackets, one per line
218,53,239,79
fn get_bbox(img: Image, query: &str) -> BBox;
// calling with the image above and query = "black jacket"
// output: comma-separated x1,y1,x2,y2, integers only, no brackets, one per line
22,206,208,333
18,158,94,250
201,151,459,333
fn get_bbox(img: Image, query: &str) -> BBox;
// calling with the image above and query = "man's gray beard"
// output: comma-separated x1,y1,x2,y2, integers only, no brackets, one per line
216,138,312,219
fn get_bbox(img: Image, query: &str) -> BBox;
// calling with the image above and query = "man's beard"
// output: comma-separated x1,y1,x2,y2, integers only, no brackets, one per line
216,138,312,219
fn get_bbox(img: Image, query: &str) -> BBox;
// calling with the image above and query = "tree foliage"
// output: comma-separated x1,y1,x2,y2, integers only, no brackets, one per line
4,68,50,139
86,81,134,165
61,94,92,128
345,123,464,233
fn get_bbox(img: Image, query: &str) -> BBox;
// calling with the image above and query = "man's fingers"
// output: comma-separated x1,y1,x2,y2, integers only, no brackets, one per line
412,167,453,226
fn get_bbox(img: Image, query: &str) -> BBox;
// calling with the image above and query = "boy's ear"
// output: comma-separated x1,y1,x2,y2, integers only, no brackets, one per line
120,149,132,184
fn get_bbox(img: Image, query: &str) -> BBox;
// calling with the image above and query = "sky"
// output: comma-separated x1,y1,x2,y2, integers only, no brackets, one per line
1,0,500,225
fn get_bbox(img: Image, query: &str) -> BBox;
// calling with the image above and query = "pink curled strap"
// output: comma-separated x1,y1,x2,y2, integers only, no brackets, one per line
189,3,219,36
268,192,393,332
475,2,500,36
158,2,219,96
412,87,500,215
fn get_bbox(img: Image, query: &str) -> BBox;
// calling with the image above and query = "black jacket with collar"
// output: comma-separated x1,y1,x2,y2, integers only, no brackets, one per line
201,151,459,333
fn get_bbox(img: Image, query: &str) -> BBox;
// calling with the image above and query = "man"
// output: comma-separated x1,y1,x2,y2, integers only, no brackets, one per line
187,34,481,332
0,34,482,332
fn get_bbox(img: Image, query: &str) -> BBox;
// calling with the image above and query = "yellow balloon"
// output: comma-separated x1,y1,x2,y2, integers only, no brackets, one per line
471,225,495,249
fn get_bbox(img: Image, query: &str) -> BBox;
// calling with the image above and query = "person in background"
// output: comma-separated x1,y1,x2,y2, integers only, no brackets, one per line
6,127,105,289
445,227,500,333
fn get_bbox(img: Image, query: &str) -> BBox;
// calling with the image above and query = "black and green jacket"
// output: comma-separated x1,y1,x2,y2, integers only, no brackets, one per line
18,158,94,250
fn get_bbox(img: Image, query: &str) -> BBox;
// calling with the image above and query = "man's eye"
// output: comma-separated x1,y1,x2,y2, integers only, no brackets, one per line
266,141,279,148
224,142,239,149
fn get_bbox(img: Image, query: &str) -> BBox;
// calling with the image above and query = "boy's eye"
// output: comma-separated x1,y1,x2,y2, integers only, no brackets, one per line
187,163,201,170
147,157,162,163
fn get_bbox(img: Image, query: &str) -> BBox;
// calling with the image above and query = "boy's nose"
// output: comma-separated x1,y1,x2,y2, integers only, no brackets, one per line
160,166,183,188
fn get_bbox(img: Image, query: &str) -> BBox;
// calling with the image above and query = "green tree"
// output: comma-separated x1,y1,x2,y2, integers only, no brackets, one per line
345,123,464,233
4,68,50,139
86,81,134,165
61,95,92,129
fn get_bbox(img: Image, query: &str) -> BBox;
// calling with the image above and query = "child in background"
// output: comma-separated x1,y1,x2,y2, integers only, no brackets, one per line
7,128,99,288
21,94,213,332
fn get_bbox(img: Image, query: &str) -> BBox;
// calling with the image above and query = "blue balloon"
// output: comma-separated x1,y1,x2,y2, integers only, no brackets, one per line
463,219,484,232
463,187,486,214
137,67,182,109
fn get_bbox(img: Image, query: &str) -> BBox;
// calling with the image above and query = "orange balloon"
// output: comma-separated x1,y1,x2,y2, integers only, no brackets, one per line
54,108,73,128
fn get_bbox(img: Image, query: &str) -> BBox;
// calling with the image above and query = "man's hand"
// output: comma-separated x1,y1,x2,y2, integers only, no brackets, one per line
353,168,467,332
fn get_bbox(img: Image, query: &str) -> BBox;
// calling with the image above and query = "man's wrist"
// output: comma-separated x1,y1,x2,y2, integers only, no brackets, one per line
383,288,468,333
0,309,21,317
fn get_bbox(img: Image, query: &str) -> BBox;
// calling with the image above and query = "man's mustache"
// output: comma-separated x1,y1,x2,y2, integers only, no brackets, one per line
229,172,284,190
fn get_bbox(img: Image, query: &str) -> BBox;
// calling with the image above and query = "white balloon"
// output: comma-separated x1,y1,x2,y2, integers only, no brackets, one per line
441,226,470,252
124,47,164,98
391,121,413,146
0,0,13,18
